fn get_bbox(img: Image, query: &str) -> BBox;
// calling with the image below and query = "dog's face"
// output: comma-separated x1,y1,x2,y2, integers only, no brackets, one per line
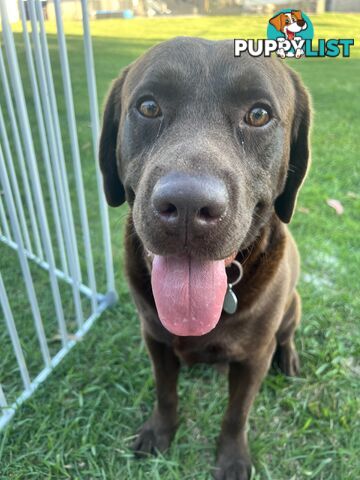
100,37,311,336
269,10,307,39
100,37,310,262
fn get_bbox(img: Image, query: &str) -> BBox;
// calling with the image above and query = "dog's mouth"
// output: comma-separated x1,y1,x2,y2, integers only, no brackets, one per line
149,252,236,337
285,28,296,40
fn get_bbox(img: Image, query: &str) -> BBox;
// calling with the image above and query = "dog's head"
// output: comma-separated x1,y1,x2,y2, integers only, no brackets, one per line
99,37,311,335
269,10,307,39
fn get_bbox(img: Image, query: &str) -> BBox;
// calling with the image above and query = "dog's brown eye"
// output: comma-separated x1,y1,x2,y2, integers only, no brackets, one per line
138,99,161,118
285,18,290,24
245,107,270,127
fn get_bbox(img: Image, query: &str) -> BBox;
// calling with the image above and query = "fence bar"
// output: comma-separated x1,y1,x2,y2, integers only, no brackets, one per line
0,141,51,366
0,234,103,301
0,294,112,432
0,106,32,253
53,0,98,312
27,0,84,327
0,48,43,260
0,196,12,239
0,385,7,408
0,1,68,347
0,0,117,432
81,0,116,295
18,0,69,277
0,275,31,391
32,0,82,285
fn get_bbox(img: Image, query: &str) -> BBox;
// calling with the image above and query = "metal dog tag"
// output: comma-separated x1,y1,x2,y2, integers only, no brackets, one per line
222,260,243,315
223,285,238,314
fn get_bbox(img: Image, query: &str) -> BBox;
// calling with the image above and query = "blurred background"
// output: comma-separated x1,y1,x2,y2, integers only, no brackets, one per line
4,0,360,21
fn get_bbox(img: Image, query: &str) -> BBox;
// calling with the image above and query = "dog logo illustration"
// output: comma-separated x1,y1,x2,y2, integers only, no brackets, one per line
267,9,314,58
234,10,353,59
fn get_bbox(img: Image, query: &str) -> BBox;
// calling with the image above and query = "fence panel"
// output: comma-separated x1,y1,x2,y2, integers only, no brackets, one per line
0,0,117,431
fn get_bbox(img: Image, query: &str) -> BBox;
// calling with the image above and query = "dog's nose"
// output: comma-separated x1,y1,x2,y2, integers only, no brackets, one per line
297,19,305,27
152,172,228,232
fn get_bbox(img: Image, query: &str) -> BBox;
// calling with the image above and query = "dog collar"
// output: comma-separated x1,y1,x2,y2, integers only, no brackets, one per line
223,259,243,314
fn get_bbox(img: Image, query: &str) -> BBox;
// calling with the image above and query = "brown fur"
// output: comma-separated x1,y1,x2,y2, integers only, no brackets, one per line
99,37,311,479
269,12,287,32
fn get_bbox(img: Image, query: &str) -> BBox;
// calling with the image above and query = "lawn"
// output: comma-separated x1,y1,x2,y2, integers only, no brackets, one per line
0,13,360,480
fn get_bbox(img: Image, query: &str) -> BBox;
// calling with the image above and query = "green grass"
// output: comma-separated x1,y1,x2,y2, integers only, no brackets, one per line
1,13,360,480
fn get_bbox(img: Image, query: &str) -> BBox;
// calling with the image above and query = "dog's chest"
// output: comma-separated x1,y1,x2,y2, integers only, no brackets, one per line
171,329,248,365
173,339,225,365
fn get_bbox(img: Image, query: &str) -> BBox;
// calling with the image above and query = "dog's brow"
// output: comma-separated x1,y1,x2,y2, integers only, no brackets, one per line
135,66,190,99
144,65,188,84
237,87,273,97
227,84,278,106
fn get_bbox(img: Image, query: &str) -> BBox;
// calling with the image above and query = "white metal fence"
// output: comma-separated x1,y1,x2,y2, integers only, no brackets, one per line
0,0,117,430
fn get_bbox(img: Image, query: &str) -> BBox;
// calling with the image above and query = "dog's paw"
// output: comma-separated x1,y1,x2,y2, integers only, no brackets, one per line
276,343,300,377
132,417,176,457
213,458,252,480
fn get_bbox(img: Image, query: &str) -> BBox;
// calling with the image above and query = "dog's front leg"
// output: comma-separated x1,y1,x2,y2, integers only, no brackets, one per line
294,37,305,58
214,340,276,480
133,332,180,456
276,37,286,58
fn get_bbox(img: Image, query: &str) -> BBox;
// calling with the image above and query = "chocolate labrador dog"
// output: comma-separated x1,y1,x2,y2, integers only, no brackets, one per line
99,37,311,479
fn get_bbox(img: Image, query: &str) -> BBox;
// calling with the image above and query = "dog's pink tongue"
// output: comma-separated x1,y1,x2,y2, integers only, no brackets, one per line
151,255,227,336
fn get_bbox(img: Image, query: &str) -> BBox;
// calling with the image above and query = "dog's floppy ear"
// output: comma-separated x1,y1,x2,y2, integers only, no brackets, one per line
269,13,284,32
275,71,311,223
99,67,129,207
291,10,302,21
